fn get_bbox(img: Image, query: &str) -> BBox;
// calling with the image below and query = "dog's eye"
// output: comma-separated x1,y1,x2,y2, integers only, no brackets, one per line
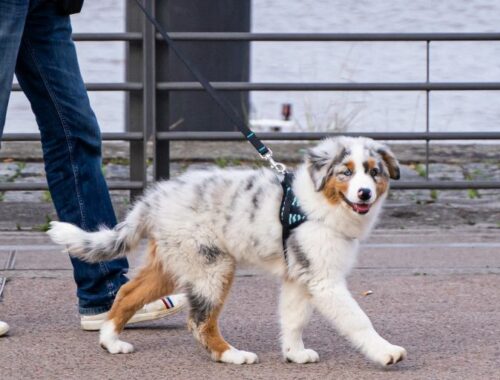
343,169,352,177
370,168,379,177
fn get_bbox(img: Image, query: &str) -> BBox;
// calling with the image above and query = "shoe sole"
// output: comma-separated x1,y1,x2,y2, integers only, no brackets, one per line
0,326,9,337
81,303,186,331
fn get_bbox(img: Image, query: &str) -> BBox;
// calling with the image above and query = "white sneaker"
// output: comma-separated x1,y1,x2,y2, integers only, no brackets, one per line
0,321,9,337
80,294,187,331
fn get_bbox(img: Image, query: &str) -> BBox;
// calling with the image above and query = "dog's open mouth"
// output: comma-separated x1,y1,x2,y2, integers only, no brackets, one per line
340,193,371,215
350,202,371,214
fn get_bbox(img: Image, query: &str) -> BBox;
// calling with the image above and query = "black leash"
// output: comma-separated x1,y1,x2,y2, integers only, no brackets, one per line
133,0,286,174
133,1,308,263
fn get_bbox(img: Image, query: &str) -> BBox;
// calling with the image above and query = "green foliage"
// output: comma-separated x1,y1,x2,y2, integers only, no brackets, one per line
251,160,267,169
214,158,242,168
6,161,26,182
414,163,427,178
214,157,229,168
467,188,480,199
106,157,130,165
42,191,52,203
34,215,52,232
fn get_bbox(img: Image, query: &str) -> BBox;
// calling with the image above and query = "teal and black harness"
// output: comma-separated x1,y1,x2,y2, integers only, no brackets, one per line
280,172,308,259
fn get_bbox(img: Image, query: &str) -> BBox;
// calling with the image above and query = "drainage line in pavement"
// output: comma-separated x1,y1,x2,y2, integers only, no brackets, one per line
0,250,16,299
6,250,16,270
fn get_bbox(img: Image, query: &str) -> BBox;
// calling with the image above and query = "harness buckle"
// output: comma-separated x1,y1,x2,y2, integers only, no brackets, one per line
260,149,287,174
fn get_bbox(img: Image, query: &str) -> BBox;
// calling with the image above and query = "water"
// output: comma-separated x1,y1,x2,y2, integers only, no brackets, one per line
5,0,500,135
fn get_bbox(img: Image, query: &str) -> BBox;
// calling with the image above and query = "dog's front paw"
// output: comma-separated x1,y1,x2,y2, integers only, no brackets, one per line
219,347,259,364
101,339,135,354
366,342,407,366
285,348,320,364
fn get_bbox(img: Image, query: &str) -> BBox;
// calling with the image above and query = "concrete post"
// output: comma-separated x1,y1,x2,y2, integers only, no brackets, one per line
126,0,251,182
157,0,251,133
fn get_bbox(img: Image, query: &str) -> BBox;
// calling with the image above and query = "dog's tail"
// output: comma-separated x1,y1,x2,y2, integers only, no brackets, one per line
47,202,147,263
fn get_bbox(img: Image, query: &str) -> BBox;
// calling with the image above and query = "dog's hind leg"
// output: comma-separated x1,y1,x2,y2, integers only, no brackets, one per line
100,241,175,354
186,264,258,365
279,280,319,363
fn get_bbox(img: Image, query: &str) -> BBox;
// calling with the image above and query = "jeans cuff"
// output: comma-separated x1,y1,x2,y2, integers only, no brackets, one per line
78,303,114,316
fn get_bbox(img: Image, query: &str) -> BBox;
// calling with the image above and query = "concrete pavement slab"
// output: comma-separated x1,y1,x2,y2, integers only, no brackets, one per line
0,230,499,379
1,274,499,379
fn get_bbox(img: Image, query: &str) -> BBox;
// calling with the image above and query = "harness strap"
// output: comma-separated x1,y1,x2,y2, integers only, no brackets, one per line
133,0,270,157
280,172,308,260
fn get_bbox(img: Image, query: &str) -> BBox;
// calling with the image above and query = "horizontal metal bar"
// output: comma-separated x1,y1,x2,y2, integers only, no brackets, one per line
12,83,142,92
157,82,500,91
1,132,143,142
0,182,144,191
157,131,500,141
392,181,500,190
72,32,142,41
12,82,500,92
157,32,500,42
4,131,497,143
69,32,500,42
0,180,496,191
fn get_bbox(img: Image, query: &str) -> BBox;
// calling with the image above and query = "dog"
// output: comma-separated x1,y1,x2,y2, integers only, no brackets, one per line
48,136,406,366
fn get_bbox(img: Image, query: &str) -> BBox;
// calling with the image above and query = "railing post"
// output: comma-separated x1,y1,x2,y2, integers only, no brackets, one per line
153,0,251,181
143,0,156,187
125,0,147,198
154,0,171,180
425,40,430,180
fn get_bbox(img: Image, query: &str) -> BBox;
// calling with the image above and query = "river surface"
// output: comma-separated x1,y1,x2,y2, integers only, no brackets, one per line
5,0,500,135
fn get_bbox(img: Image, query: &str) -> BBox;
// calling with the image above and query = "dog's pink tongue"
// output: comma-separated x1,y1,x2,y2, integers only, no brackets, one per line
353,203,370,213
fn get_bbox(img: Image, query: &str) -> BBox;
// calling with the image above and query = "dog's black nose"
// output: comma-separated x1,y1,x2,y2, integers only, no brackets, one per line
358,188,372,201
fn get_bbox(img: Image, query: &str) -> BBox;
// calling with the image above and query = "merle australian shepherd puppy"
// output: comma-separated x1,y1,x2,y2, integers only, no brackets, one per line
48,136,406,366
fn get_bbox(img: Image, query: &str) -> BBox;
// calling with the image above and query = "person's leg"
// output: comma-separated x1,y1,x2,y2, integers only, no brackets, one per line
0,1,31,338
0,0,31,340
14,0,128,315
0,0,29,140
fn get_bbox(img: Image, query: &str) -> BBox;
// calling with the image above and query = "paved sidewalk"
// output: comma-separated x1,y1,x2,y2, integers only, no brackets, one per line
0,229,499,379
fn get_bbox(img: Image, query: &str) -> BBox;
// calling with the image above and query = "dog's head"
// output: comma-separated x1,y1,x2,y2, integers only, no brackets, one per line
306,137,400,215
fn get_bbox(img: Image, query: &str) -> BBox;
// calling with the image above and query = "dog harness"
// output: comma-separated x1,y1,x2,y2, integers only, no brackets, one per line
280,172,308,259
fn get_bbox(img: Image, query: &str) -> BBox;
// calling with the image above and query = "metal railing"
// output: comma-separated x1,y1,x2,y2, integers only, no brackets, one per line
4,27,500,193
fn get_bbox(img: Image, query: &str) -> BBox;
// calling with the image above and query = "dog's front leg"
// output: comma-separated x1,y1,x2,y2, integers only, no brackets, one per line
280,280,319,363
309,281,407,366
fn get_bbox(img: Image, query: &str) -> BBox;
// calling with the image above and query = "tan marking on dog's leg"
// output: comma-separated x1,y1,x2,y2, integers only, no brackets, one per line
188,269,233,360
108,240,175,332
187,267,257,364
100,240,176,353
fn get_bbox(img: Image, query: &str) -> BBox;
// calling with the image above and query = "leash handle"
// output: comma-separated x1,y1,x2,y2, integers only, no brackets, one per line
134,0,284,168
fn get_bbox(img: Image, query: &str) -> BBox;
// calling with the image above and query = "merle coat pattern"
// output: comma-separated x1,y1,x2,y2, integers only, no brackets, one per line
48,136,407,366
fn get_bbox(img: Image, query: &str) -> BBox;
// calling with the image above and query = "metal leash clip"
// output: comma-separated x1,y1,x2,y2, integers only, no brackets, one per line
260,149,287,174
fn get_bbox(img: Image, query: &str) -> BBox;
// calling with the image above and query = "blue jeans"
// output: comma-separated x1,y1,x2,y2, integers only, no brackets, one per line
0,0,129,314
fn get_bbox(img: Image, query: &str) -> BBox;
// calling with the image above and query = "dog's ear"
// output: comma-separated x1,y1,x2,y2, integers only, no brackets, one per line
307,149,331,191
373,142,400,180
306,139,347,191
